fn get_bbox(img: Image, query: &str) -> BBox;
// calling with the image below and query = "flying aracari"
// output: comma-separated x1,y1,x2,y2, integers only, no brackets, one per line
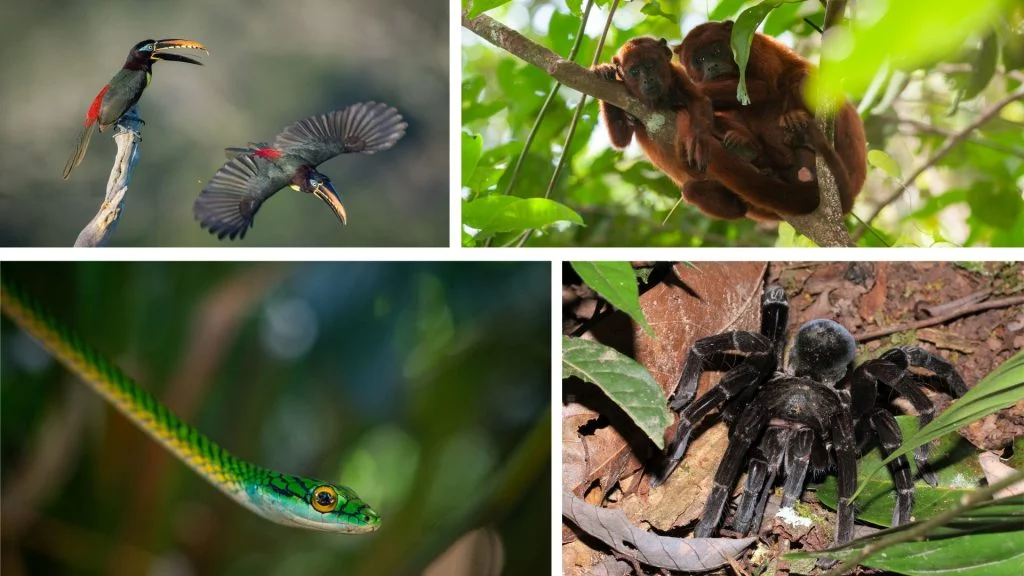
63,38,208,180
193,102,407,240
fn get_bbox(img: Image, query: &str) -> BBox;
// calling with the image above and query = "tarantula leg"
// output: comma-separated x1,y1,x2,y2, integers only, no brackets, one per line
780,427,814,508
863,350,961,486
761,285,789,363
653,361,766,487
694,402,770,537
670,332,771,411
828,406,858,550
734,458,769,534
887,376,941,486
897,346,968,397
870,409,914,526
734,426,790,534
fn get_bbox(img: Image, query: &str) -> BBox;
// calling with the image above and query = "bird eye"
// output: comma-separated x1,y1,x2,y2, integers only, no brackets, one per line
311,485,338,513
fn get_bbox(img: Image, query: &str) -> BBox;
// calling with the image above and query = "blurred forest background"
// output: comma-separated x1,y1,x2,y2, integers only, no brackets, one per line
0,0,448,246
461,0,1024,247
0,262,550,575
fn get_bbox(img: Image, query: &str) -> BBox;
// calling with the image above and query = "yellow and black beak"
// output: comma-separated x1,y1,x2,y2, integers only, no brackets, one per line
312,179,347,226
151,39,208,65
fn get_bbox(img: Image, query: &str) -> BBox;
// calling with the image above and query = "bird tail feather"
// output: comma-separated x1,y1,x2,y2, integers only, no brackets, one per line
63,123,95,180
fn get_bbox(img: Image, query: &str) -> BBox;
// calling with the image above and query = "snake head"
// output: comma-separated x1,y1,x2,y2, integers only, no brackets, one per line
247,472,380,533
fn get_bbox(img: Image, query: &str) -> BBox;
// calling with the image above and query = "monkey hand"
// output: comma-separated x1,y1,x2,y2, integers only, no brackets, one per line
683,129,712,173
721,129,757,152
779,109,813,133
593,63,619,82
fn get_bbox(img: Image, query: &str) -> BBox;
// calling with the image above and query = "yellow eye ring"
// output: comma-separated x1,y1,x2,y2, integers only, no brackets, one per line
311,485,338,513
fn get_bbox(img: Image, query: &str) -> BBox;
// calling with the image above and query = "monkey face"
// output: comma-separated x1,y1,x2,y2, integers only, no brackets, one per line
691,41,737,81
617,55,671,102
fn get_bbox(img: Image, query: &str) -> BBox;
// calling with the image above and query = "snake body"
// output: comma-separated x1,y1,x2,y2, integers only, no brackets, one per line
1,279,380,533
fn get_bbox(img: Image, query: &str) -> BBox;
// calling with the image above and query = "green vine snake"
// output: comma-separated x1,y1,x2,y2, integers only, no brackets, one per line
1,278,380,534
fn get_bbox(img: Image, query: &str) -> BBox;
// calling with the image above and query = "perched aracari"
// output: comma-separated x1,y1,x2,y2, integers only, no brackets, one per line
193,102,407,240
63,38,208,180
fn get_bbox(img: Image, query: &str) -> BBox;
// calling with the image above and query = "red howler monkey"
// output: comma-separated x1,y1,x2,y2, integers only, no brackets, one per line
595,37,828,219
676,21,867,216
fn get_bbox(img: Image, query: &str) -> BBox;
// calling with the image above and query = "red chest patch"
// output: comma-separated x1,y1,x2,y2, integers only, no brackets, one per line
254,148,282,160
86,85,110,125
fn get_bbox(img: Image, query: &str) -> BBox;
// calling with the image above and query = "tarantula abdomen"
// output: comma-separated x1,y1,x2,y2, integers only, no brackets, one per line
788,319,857,385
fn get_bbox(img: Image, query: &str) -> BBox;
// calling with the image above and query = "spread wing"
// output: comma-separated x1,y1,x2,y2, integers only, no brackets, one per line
193,155,290,240
271,102,407,166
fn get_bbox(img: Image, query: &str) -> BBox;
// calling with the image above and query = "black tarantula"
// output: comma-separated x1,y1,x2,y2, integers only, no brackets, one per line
650,284,967,548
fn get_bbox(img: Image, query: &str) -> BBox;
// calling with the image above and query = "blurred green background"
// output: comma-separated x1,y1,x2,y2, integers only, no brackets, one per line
0,262,550,575
0,0,448,246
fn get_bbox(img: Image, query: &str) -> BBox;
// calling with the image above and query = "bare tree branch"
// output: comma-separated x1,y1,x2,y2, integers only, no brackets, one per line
463,11,853,247
74,105,142,247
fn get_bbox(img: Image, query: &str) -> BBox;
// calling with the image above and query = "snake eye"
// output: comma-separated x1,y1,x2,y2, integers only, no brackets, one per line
311,485,338,513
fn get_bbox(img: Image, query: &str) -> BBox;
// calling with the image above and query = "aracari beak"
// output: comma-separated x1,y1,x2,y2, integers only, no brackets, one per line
151,39,208,65
312,179,347,226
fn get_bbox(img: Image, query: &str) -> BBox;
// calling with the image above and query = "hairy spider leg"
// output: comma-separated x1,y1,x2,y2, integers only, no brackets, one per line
733,425,815,536
852,346,966,487
898,347,968,396
780,427,815,508
868,409,915,526
669,332,773,411
760,284,789,364
694,401,771,537
693,379,859,554
733,426,792,534
654,357,770,487
824,400,858,567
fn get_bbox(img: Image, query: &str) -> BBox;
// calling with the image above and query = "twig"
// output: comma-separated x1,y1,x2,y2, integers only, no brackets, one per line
890,115,1024,158
74,105,143,247
462,11,850,247
517,0,607,248
855,294,1024,343
853,84,1024,241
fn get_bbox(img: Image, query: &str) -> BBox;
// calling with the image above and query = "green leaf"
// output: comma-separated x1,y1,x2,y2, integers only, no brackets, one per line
732,2,785,105
463,196,584,233
562,336,672,449
957,32,999,101
787,495,1024,576
465,0,511,19
816,416,981,527
639,1,676,21
548,11,582,57
462,132,483,186
868,149,903,179
855,350,1024,502
571,262,653,336
966,182,1023,229
710,0,751,21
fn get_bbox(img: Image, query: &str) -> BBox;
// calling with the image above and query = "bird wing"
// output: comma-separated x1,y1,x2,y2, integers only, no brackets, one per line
271,102,407,167
193,154,290,240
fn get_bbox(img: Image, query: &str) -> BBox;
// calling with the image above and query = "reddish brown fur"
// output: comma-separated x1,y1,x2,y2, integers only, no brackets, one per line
595,37,833,219
677,21,867,217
